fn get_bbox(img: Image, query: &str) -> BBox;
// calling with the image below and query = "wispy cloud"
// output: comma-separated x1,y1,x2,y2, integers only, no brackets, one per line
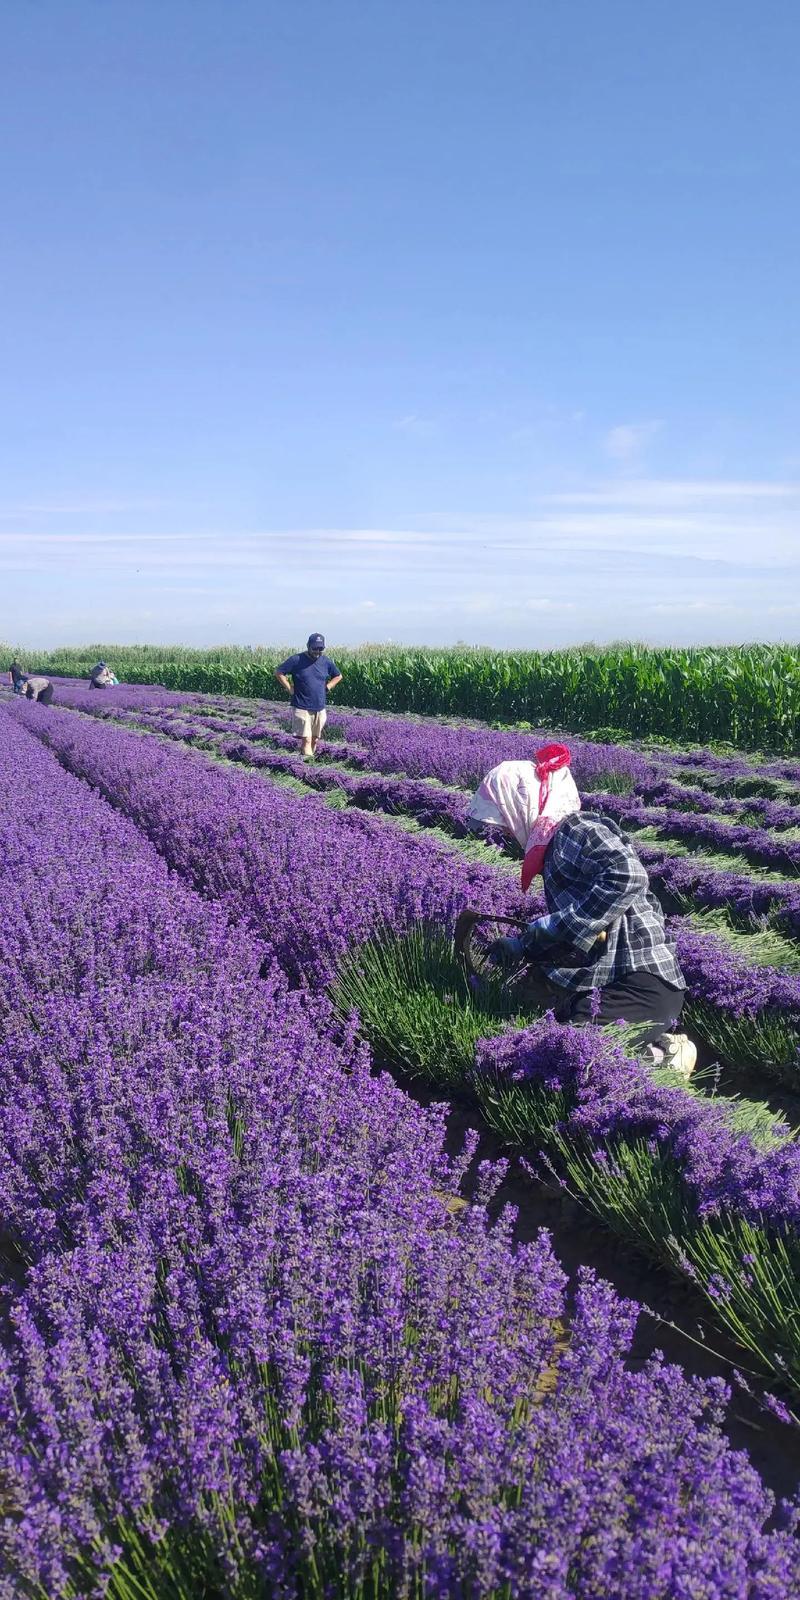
0,532,201,547
603,421,662,465
0,498,173,519
3,478,799,573
392,414,437,436
549,479,798,505
4,476,799,649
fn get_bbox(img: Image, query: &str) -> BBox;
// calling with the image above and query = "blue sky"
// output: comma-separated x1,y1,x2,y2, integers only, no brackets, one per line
1,0,798,651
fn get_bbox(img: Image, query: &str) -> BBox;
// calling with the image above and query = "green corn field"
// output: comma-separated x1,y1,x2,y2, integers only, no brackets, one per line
5,640,800,751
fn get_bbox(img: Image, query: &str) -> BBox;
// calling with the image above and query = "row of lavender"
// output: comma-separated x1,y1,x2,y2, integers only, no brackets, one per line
42,675,800,793
190,720,800,1073
10,707,797,1597
43,681,800,920
219,704,800,963
42,679,800,878
27,685,800,1034
47,690,800,1085
168,706,800,934
243,704,800,860
157,714,800,950
199,696,800,794
53,680,800,893
12,696,800,1400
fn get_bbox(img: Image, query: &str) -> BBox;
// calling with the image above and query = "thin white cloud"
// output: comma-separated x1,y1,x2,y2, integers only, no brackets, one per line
0,498,173,518
419,480,800,568
548,479,798,505
392,414,437,436
4,475,799,649
603,421,662,464
0,531,201,547
646,600,739,615
3,491,799,571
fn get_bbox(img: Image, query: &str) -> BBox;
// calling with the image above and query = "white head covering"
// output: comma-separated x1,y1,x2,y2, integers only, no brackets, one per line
468,745,580,890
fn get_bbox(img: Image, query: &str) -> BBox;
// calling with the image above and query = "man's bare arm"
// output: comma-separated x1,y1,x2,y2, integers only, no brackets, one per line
326,673,343,692
274,672,293,694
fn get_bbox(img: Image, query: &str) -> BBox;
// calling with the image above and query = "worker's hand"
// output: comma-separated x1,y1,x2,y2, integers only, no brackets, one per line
486,934,524,968
521,919,560,961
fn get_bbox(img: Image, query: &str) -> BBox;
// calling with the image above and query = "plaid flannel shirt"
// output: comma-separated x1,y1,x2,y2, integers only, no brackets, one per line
523,812,685,995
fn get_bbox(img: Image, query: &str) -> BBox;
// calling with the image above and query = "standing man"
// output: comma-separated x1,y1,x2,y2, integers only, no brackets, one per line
7,660,25,695
275,633,342,760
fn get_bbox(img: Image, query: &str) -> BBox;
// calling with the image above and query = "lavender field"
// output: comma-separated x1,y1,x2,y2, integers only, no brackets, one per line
5,680,800,1597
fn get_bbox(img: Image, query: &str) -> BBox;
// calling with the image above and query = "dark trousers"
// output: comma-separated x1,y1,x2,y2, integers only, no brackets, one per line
564,972,684,1043
518,967,684,1044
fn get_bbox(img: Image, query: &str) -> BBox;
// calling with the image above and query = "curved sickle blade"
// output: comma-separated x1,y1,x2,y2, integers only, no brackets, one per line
453,908,527,958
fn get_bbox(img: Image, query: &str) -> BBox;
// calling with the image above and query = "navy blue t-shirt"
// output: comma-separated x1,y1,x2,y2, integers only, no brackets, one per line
278,652,339,711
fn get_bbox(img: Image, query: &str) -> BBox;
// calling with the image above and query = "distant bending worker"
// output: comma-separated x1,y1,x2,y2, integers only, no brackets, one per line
89,660,116,688
23,675,55,705
275,633,342,759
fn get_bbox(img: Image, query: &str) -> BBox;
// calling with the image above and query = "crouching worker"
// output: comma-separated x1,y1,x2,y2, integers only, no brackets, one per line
89,660,116,688
23,675,54,704
468,745,696,1076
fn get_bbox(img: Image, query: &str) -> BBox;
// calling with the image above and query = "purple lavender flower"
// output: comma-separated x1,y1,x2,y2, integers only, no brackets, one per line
4,700,800,1595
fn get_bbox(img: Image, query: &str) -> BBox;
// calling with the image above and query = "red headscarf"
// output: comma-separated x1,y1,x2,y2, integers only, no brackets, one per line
468,743,579,892
520,743,574,889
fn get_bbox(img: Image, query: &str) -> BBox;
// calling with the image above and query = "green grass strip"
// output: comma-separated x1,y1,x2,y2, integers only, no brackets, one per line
630,824,794,883
685,907,800,974
666,767,800,804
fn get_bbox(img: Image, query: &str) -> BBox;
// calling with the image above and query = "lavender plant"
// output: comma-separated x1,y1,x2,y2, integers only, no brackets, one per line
6,710,800,1595
53,703,800,1084
335,924,800,1395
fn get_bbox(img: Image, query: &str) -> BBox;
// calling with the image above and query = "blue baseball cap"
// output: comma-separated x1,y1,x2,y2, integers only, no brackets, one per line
307,633,325,649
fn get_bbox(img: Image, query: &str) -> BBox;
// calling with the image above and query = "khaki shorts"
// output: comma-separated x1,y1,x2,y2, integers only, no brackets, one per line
292,708,326,741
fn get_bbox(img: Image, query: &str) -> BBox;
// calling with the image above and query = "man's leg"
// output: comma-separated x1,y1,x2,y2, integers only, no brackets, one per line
292,710,313,759
310,709,326,756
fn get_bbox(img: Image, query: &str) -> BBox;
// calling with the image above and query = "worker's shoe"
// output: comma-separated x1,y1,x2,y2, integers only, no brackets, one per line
643,1032,697,1079
664,1033,697,1078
